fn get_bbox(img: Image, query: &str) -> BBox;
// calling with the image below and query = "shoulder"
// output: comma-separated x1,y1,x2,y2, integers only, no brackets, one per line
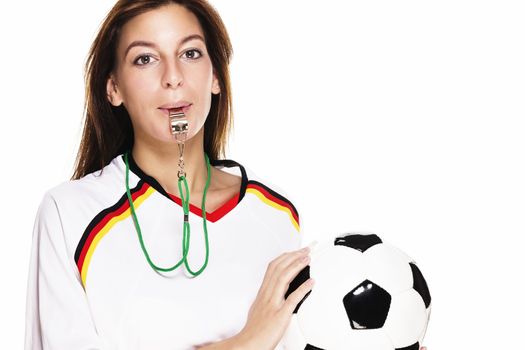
34,155,126,244
231,159,302,249
44,155,123,205
245,178,300,231
247,178,302,251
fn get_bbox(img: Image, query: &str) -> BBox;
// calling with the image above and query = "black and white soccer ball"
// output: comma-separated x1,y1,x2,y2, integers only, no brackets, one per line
282,233,431,350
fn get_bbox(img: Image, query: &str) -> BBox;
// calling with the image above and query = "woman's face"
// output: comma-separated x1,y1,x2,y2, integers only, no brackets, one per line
107,4,220,145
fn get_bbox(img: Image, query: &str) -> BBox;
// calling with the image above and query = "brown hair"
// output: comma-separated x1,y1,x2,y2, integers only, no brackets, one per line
71,0,234,180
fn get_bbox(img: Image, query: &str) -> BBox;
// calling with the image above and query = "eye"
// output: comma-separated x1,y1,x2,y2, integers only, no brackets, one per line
133,54,156,66
183,49,203,60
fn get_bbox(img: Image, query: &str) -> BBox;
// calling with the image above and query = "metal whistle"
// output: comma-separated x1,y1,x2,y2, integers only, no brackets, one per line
169,109,189,178
169,109,189,143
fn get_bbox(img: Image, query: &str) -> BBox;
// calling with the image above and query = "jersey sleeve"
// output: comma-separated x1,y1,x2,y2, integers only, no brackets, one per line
265,181,303,251
280,187,302,250
24,191,109,350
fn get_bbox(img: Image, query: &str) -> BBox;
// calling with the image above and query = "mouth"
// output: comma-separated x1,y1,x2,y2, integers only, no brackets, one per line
158,104,192,116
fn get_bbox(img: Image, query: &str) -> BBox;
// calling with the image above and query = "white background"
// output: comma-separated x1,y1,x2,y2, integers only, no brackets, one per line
1,0,524,348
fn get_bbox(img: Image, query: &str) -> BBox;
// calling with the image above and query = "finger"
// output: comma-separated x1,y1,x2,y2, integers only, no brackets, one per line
272,247,310,271
273,253,311,300
283,277,315,314
261,248,310,298
265,250,311,300
254,249,307,306
256,252,290,297
262,247,308,282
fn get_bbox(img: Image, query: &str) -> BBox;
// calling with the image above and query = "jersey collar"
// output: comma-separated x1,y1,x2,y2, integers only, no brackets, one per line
121,152,249,222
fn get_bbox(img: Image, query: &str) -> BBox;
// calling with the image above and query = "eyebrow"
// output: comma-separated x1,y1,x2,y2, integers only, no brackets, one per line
123,34,205,58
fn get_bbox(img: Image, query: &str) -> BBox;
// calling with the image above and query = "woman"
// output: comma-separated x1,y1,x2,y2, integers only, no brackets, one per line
25,1,312,349
24,1,427,349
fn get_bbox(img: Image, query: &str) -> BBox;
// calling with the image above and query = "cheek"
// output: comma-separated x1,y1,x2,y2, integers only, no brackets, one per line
120,74,158,114
193,70,215,107
189,63,214,91
129,73,157,95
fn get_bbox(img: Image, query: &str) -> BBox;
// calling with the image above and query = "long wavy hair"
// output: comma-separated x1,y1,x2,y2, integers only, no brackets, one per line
71,0,234,180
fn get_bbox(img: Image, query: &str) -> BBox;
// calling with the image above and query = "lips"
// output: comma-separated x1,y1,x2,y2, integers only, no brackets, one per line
159,101,192,109
158,104,192,116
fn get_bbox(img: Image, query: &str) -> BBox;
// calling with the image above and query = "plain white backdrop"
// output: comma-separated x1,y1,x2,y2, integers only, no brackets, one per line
1,0,524,348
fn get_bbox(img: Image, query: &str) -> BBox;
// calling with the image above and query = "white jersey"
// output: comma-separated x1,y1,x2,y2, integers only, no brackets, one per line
25,152,301,350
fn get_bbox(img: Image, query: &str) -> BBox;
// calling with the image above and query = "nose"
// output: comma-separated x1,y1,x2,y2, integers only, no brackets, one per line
162,59,183,89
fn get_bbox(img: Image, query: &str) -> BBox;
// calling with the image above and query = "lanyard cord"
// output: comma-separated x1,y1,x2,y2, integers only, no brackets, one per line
124,151,211,277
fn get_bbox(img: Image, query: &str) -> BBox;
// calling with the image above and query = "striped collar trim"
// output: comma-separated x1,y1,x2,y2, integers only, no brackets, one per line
121,152,249,222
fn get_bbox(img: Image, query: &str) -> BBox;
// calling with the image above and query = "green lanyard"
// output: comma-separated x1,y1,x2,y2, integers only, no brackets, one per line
124,151,211,277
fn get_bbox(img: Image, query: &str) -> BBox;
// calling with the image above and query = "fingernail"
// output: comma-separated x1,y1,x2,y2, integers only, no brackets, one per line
307,240,318,250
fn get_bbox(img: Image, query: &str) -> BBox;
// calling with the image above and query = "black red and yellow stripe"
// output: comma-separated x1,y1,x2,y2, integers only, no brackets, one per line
74,181,154,286
245,180,300,232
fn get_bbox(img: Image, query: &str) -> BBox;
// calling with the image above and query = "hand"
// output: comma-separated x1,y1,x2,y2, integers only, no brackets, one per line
421,347,427,350
236,246,314,350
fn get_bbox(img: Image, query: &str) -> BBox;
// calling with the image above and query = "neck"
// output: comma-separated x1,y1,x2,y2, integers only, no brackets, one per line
131,128,209,196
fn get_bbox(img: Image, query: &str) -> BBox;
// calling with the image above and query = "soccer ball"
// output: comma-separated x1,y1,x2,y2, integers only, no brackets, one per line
282,233,431,350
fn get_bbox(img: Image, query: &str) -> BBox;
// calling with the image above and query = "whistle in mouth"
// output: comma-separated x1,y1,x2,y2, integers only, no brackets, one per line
169,109,189,143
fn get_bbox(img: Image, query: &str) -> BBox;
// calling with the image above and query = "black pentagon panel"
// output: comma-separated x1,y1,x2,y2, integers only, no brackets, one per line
334,233,383,252
396,342,420,350
305,344,326,350
409,262,431,308
343,279,391,329
285,265,311,313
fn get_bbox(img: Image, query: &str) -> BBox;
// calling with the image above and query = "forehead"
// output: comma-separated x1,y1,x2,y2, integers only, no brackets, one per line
118,4,204,52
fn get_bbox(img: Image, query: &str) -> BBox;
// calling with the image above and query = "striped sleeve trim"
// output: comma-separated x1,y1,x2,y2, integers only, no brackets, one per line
245,180,300,232
74,180,154,286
